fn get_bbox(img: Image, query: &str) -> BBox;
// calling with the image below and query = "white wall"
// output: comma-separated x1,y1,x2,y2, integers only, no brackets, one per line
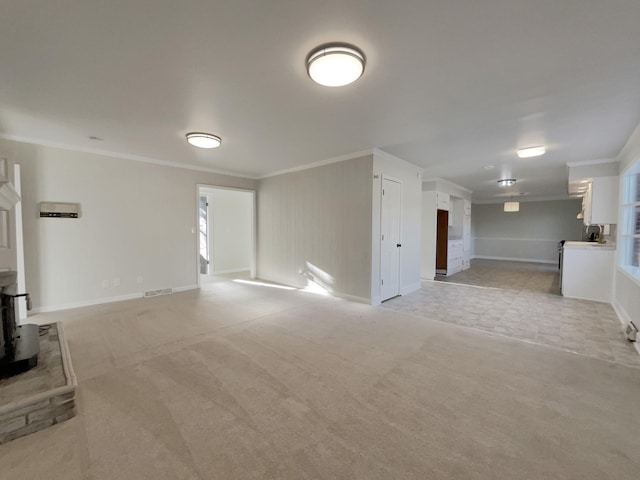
613,123,640,333
202,188,252,274
0,145,19,270
4,139,257,312
472,200,584,263
420,191,437,279
257,155,373,302
371,151,423,304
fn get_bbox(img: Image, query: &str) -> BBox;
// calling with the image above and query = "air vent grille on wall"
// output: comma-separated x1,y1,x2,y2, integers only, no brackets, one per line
39,202,81,218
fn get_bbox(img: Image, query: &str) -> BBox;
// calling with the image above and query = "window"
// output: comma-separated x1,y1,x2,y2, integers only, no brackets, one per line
620,167,640,279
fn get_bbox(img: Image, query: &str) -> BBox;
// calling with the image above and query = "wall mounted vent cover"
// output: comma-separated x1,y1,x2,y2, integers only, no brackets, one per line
39,202,81,218
143,288,173,298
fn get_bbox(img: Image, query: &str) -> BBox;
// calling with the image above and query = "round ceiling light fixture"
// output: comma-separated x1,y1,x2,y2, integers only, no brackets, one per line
186,132,221,149
306,43,366,87
498,178,517,187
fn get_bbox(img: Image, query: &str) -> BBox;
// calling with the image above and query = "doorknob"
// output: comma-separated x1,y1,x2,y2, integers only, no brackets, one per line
397,244,402,247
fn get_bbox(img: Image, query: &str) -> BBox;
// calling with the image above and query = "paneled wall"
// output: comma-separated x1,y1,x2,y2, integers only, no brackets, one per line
257,155,373,302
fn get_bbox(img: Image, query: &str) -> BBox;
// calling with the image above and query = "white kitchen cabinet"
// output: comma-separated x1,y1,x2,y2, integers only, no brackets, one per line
561,242,614,302
463,200,471,215
583,176,618,225
437,192,450,211
447,239,464,275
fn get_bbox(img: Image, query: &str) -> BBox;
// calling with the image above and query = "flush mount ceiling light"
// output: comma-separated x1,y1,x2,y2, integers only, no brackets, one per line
504,201,520,212
306,43,366,87
498,178,517,187
517,146,546,158
186,132,221,149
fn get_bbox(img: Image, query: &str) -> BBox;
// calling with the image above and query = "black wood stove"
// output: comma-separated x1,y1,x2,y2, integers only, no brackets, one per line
0,271,38,378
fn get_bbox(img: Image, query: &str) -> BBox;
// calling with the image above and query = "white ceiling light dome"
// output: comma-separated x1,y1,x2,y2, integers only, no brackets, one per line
186,132,221,149
306,43,366,87
517,146,546,158
498,178,516,187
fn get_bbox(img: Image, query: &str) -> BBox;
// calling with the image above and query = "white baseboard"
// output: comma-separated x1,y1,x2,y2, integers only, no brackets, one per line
472,255,556,264
612,301,640,355
254,273,372,305
174,284,198,293
332,292,371,304
29,284,199,315
210,268,250,275
400,282,421,296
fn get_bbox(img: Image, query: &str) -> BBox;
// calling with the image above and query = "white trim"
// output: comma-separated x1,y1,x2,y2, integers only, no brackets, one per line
372,148,424,173
259,149,374,179
566,158,618,167
256,273,372,305
422,177,473,194
209,268,251,275
612,301,640,355
472,195,579,205
30,285,199,314
173,285,199,293
30,292,144,314
616,265,640,288
400,281,422,296
472,255,556,264
0,133,258,179
331,292,371,304
473,237,561,243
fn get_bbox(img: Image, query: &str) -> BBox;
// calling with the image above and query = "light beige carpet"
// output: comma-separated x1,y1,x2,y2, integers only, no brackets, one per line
1,282,638,479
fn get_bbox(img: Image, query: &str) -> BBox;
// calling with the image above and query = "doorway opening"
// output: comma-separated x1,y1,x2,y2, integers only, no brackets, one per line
196,185,256,287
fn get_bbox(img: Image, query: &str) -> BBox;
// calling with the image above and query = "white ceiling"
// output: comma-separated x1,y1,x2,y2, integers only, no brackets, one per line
1,1,639,202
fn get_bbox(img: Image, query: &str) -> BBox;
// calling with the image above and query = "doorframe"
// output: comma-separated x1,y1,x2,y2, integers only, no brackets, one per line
379,175,403,301
195,184,257,288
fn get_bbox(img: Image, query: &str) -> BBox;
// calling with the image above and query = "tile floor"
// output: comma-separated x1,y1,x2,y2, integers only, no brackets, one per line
382,259,640,367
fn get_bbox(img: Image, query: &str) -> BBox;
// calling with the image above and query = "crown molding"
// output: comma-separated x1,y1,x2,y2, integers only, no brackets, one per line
0,134,259,180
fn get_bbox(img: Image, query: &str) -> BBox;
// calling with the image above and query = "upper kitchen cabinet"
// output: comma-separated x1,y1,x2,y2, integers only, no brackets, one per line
583,176,618,225
463,200,471,216
436,191,450,211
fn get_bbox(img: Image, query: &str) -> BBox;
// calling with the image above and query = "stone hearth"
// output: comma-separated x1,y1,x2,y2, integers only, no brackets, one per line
0,322,77,444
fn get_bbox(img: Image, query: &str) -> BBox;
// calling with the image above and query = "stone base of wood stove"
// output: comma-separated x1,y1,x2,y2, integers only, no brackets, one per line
0,322,77,444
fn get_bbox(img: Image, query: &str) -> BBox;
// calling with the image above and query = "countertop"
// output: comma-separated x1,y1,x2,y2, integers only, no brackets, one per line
563,241,616,251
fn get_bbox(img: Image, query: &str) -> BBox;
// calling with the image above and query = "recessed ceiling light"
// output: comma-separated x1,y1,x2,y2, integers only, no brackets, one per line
483,165,495,170
498,178,516,187
517,146,546,158
186,132,221,149
306,43,365,87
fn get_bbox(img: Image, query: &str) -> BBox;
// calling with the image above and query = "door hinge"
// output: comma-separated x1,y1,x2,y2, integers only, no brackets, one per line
382,189,385,195
382,234,384,240
381,279,384,285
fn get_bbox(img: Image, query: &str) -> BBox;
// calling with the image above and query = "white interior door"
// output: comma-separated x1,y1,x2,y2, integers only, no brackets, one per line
380,177,402,301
